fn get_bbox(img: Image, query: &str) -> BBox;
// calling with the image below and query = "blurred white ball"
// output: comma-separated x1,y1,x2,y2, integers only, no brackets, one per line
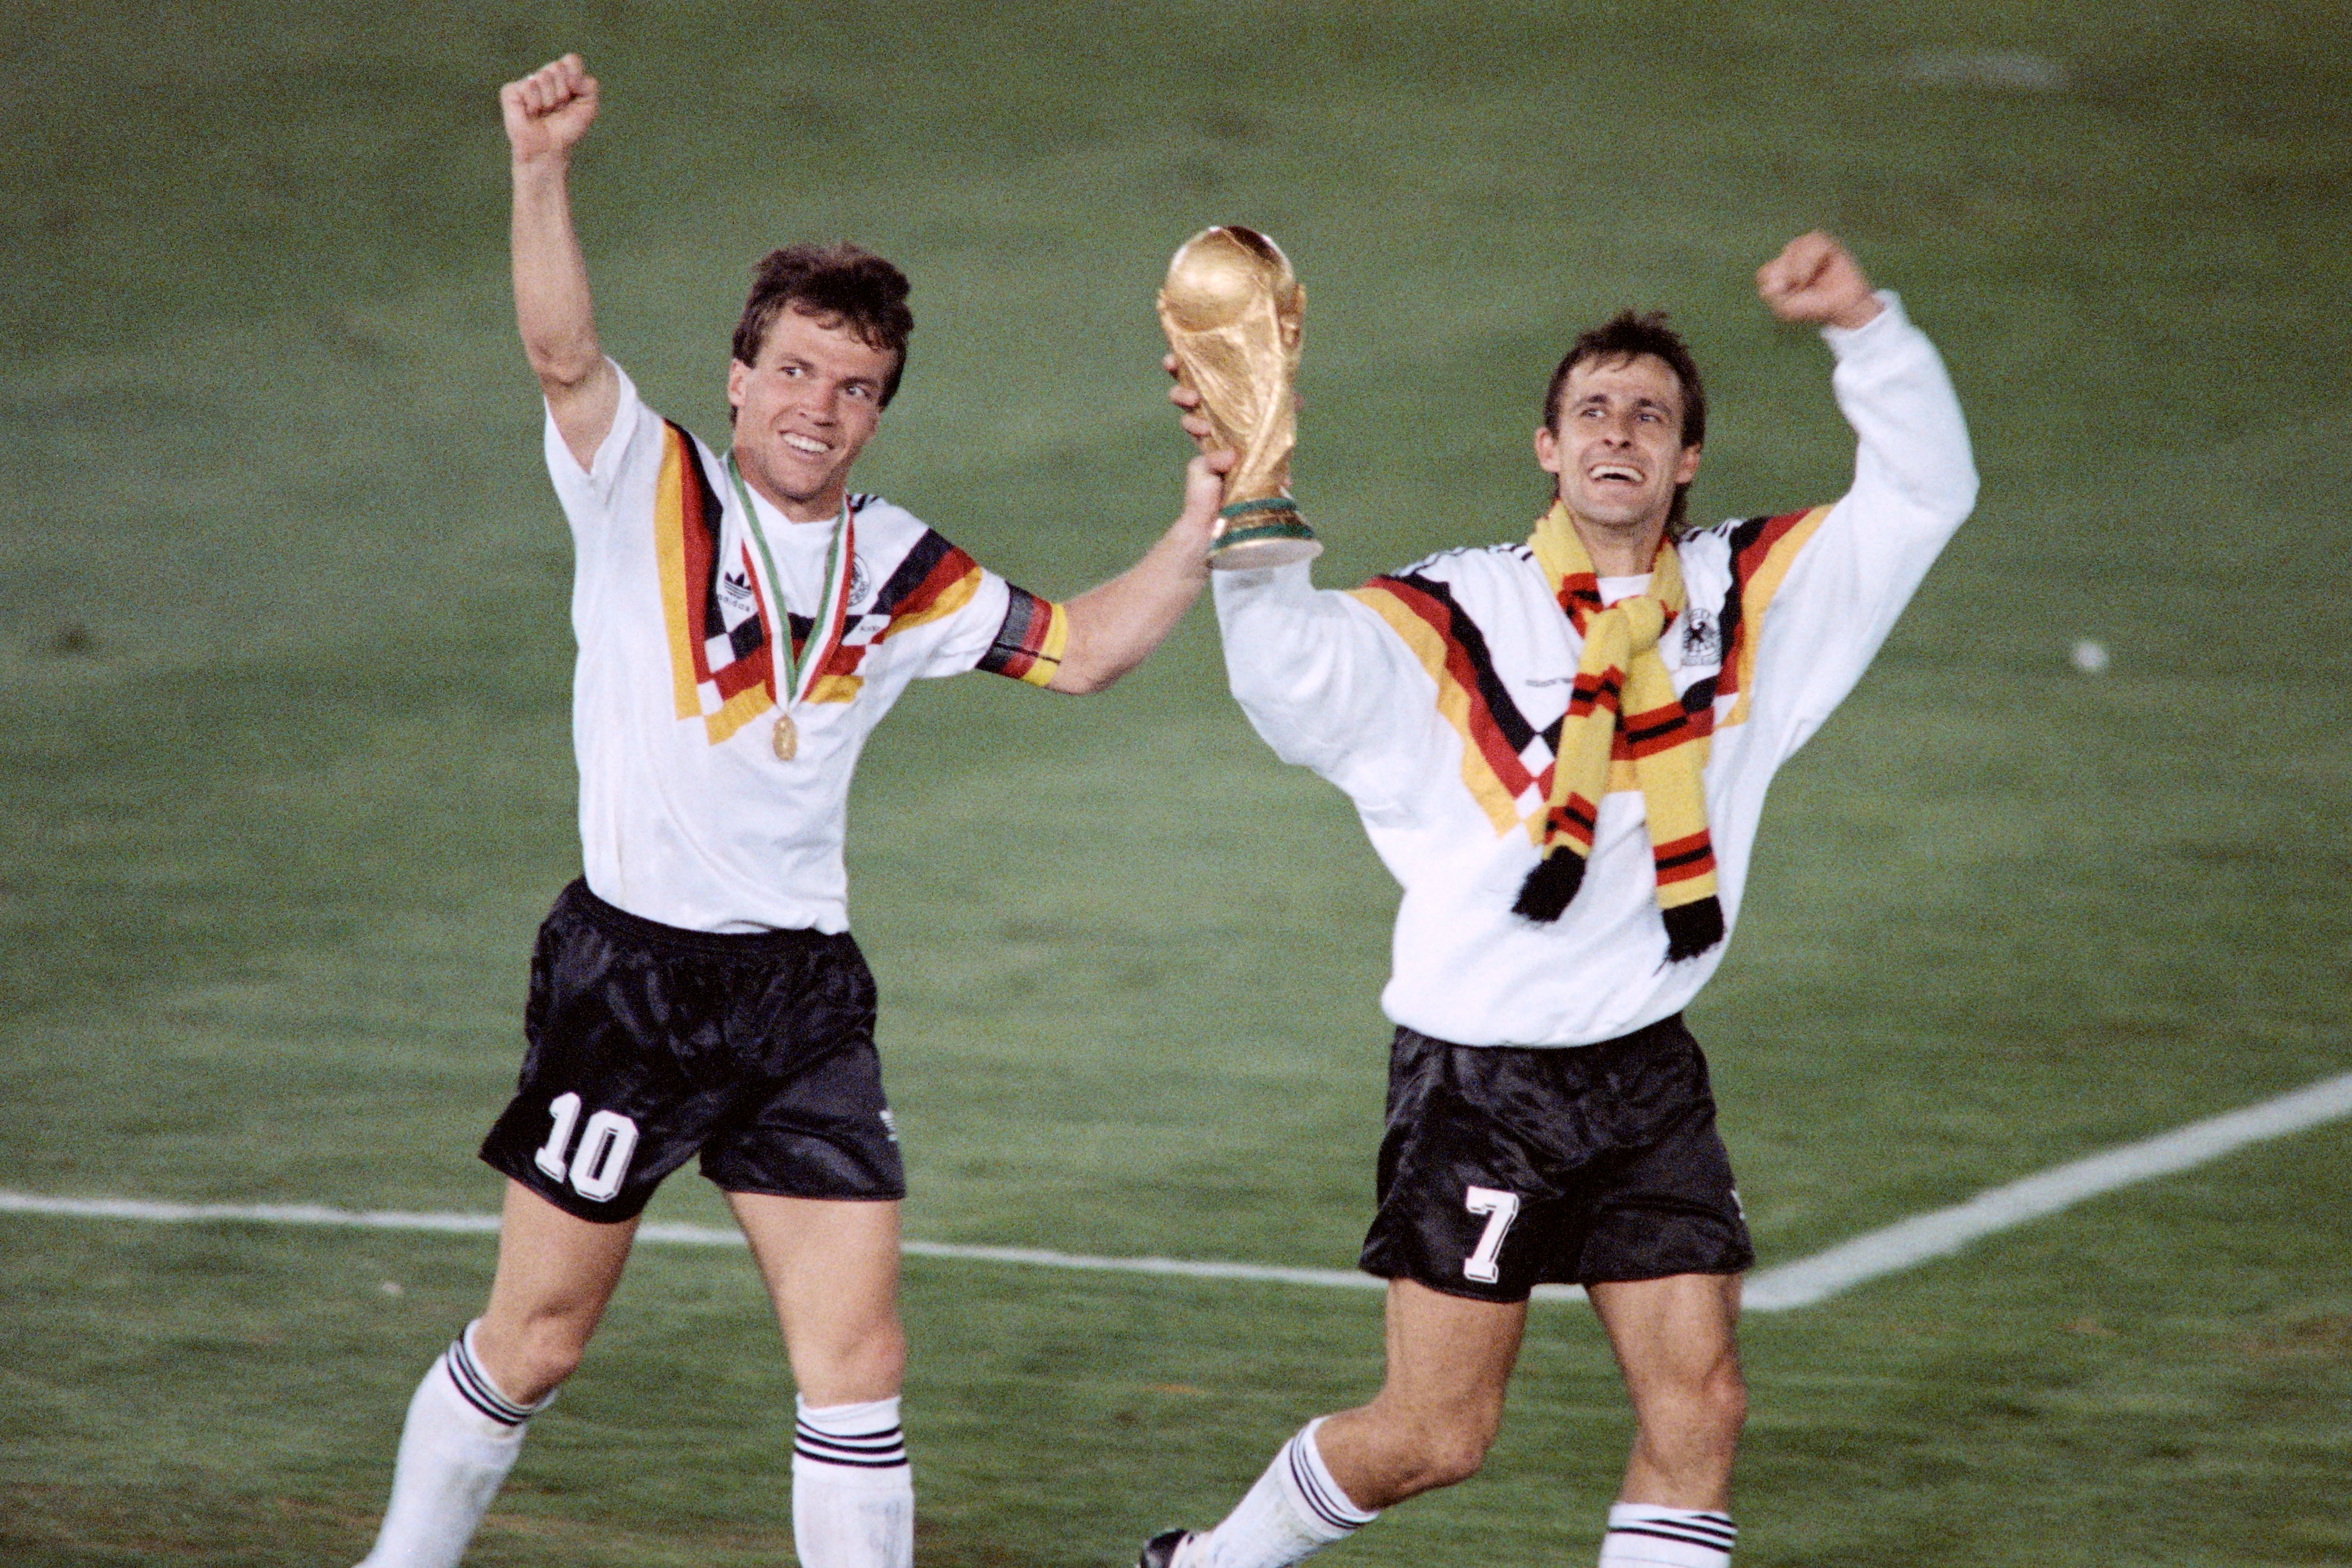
2070,639,2110,674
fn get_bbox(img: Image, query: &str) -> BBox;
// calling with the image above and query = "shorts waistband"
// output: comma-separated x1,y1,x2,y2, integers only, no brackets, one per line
558,878,851,959
1400,1012,1690,1054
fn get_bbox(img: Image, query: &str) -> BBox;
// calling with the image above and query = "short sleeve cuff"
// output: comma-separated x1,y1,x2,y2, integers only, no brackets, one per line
545,358,641,499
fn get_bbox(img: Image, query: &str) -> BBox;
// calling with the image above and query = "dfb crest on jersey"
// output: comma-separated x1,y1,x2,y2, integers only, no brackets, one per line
1679,607,1723,667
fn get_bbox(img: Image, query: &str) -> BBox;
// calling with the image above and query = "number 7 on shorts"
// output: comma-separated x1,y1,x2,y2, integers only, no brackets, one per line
1462,1185,1521,1284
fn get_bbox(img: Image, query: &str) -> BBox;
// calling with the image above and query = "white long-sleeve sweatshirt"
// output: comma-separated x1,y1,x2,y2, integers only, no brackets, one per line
1213,294,1978,1046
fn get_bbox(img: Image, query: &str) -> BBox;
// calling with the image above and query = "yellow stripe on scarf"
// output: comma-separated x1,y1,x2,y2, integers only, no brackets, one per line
1517,502,1724,960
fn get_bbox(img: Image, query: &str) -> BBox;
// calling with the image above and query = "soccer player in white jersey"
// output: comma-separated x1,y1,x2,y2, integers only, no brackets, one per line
350,54,1231,1568
1140,234,1977,1568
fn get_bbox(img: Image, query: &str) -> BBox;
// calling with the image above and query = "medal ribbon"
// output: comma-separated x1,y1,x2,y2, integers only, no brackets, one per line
727,454,857,718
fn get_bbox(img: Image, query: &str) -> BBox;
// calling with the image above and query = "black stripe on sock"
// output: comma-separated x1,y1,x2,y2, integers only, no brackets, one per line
1623,1514,1736,1545
1284,1437,1365,1532
793,1421,902,1446
444,1337,534,1427
1607,1521,1739,1552
795,1446,909,1469
793,1423,903,1451
794,1422,907,1468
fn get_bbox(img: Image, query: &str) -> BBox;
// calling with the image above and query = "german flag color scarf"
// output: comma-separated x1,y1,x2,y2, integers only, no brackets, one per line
1515,502,1725,961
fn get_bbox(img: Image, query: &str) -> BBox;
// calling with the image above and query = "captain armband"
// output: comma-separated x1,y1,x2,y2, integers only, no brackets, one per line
977,585,1069,688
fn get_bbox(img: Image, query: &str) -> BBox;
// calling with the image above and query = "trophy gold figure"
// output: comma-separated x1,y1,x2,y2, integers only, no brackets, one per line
1156,226,1322,569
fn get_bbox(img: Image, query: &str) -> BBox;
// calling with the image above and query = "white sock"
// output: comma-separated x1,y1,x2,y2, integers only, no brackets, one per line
1197,1418,1378,1568
791,1394,914,1568
1597,1503,1737,1567
354,1322,553,1568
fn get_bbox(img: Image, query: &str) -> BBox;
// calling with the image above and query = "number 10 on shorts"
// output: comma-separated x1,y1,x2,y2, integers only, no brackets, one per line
532,1091,641,1203
1462,1185,1521,1284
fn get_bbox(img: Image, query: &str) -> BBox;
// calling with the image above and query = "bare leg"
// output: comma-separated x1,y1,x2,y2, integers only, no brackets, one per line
728,1192,910,1568
726,1192,907,1401
355,1182,638,1568
1316,1279,1529,1509
1169,1281,1526,1568
1586,1272,1746,1509
472,1179,640,1402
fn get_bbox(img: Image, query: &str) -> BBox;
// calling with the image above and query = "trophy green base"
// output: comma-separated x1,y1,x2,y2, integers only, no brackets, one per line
1208,497,1323,571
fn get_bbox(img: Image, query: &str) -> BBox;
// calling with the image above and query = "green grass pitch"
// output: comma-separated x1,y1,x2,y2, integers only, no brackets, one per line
3,0,2349,1562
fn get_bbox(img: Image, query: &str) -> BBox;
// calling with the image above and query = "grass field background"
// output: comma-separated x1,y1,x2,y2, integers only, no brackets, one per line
3,0,2348,1562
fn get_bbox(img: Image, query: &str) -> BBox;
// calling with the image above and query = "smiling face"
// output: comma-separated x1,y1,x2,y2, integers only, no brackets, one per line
725,306,897,522
1534,352,1704,540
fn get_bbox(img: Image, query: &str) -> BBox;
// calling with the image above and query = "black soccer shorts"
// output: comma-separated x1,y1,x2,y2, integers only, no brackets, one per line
1357,1015,1754,1302
478,879,906,1223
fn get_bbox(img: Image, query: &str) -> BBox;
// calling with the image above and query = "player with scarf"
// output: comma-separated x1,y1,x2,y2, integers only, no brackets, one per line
1139,232,1977,1568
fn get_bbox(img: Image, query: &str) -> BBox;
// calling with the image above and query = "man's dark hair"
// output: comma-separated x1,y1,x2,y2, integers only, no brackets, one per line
732,242,914,406
1541,310,1707,534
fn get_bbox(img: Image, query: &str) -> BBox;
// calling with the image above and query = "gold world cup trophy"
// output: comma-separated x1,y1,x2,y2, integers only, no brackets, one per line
1156,226,1322,569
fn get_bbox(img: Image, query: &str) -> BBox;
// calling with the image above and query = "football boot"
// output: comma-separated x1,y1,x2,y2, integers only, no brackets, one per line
1136,1528,1200,1568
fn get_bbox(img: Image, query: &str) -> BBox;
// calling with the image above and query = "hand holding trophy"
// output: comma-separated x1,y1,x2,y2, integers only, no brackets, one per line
1157,226,1322,569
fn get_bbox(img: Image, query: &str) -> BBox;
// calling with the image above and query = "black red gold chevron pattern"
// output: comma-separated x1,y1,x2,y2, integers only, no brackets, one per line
872,531,984,637
1713,504,1832,724
1350,572,1556,838
651,432,1070,731
1351,504,1832,839
653,419,776,744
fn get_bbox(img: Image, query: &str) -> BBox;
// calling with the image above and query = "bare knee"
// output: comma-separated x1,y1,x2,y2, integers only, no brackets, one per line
475,1305,597,1404
1632,1357,1746,1474
792,1313,907,1406
1678,1357,1747,1444
1408,1416,1497,1490
1351,1401,1502,1501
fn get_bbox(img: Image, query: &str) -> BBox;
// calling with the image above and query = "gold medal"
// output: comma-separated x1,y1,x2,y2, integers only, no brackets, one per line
771,711,798,761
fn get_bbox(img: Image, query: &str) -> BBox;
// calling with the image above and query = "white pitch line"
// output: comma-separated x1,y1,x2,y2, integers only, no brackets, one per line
4,1068,2346,1310
1742,1067,2352,1310
0,1190,1387,1290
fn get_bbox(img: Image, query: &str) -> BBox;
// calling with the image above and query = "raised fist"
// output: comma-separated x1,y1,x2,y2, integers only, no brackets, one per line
1756,231,1882,331
501,54,599,164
